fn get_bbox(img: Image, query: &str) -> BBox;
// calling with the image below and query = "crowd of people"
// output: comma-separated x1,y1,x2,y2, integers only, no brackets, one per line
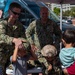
0,2,75,75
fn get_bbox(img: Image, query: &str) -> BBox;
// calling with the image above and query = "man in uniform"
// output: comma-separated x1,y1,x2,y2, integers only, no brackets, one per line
0,2,26,75
26,7,62,75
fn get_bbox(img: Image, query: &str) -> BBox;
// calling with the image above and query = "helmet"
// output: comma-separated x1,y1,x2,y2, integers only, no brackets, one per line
41,45,57,57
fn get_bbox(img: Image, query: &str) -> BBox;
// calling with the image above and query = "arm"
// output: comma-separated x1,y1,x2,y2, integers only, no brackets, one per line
12,46,18,62
12,22,27,47
15,21,26,38
0,20,26,46
53,22,62,43
26,20,38,51
38,56,52,74
29,48,37,60
25,20,36,45
0,20,13,44
63,68,69,75
53,22,62,49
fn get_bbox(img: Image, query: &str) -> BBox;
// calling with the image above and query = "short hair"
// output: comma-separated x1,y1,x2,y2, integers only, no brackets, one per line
62,29,75,44
9,2,21,10
40,7,48,11
40,7,48,13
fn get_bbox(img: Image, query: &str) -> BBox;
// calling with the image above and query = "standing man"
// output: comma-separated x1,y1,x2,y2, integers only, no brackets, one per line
26,7,62,75
0,2,26,75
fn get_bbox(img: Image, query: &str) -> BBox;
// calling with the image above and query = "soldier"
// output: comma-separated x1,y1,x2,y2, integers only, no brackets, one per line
41,45,57,75
0,2,26,75
26,7,62,75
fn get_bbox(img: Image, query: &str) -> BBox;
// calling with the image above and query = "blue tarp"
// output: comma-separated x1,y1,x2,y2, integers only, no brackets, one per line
0,0,5,9
4,0,13,13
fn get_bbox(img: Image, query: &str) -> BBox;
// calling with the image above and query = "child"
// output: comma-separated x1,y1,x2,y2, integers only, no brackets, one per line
59,29,75,75
41,45,57,74
10,42,37,75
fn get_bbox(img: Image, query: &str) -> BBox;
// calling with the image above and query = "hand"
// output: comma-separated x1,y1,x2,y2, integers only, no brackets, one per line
13,38,23,47
13,38,27,51
48,64,52,71
31,44,38,52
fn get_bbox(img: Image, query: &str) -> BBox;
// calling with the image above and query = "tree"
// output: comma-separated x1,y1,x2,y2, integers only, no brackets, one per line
63,10,71,17
53,7,60,16
70,7,75,17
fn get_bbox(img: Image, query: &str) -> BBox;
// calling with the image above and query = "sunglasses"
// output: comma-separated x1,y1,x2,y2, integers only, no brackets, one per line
11,9,20,15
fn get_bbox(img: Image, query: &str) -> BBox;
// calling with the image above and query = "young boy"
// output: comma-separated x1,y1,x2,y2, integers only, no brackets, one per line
9,42,37,75
59,29,75,75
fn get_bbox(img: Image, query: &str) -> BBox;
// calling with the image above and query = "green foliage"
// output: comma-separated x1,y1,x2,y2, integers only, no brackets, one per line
62,7,75,17
70,7,75,17
53,7,60,16
53,7,75,17
63,10,71,17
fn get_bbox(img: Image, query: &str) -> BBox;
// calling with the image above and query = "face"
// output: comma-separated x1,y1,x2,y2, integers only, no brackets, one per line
45,56,54,62
18,49,27,57
40,7,48,21
9,7,21,21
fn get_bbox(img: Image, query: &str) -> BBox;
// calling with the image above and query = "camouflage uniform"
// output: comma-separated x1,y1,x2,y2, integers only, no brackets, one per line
0,18,26,74
26,19,61,74
26,19,61,49
41,45,61,75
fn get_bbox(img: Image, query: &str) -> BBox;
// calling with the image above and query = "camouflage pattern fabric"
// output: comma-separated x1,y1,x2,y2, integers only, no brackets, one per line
26,19,61,50
41,45,57,57
26,19,62,74
0,18,26,73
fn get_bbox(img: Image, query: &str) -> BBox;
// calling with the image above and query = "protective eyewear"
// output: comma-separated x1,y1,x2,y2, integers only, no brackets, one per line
11,9,20,15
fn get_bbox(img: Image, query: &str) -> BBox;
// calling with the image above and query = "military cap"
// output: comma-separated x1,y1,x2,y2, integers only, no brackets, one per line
41,45,57,57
